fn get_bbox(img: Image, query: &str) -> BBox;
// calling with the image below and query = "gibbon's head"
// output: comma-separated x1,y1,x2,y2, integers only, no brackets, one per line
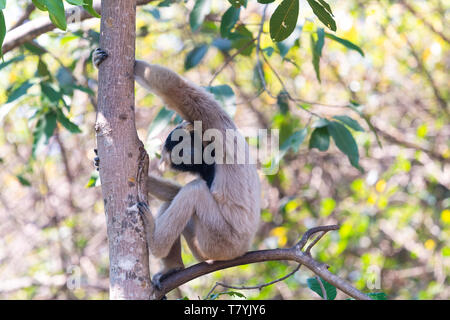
161,121,215,188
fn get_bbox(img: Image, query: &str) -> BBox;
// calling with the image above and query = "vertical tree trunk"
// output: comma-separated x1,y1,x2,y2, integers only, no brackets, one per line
95,0,152,299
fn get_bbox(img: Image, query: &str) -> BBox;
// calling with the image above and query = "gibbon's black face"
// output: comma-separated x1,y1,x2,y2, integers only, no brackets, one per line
163,127,215,189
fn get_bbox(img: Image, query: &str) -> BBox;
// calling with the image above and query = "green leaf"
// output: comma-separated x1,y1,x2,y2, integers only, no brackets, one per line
310,31,323,82
37,59,51,78
32,111,57,157
281,128,307,153
0,10,5,58
367,292,388,300
65,0,83,5
23,42,46,55
220,6,240,38
147,107,174,140
189,0,210,31
83,0,100,18
184,44,209,70
70,84,94,95
307,277,337,300
325,32,364,56
270,0,299,42
7,81,34,103
317,0,333,16
228,0,247,8
32,0,47,11
0,55,25,71
333,115,364,132
0,1,6,10
276,26,301,58
230,25,255,56
44,0,67,31
309,126,330,151
327,120,360,168
85,171,99,188
346,102,382,147
277,91,289,114
55,108,82,133
16,174,31,187
306,0,336,31
41,82,62,103
257,0,275,3
205,84,236,117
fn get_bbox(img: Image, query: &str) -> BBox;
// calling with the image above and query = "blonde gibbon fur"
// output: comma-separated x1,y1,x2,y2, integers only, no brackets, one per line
93,49,261,283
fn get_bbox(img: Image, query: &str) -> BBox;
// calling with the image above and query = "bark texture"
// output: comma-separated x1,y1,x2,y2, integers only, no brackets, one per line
96,0,152,300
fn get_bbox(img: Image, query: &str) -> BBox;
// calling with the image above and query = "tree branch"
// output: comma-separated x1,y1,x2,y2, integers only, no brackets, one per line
152,225,371,300
2,0,155,55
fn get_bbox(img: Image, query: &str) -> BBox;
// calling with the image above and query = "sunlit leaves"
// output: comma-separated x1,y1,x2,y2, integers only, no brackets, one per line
184,44,209,70
306,0,336,31
0,1,6,10
325,32,364,56
307,277,337,300
190,0,210,31
270,0,299,42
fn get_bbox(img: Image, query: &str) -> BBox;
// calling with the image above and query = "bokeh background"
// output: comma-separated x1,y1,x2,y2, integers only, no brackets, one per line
0,0,448,299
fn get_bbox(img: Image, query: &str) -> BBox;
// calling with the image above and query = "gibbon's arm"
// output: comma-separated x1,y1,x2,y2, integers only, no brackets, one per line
146,173,182,202
134,60,234,131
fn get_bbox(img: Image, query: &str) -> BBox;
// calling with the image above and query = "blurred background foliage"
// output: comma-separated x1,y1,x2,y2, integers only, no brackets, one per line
0,0,448,299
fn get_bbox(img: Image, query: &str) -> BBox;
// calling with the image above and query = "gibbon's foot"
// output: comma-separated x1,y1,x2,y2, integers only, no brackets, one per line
136,201,151,216
152,267,184,291
93,48,108,68
93,149,100,171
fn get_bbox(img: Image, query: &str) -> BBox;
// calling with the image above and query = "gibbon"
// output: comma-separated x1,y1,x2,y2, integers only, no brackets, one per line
93,48,261,287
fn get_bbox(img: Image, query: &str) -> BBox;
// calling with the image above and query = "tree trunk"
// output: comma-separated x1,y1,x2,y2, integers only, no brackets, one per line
96,0,152,299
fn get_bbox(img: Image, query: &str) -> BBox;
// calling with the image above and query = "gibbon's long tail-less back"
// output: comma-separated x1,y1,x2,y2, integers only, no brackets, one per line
93,49,261,285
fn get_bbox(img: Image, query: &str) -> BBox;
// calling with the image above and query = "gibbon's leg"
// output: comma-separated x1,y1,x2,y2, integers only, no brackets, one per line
136,179,234,283
151,202,184,287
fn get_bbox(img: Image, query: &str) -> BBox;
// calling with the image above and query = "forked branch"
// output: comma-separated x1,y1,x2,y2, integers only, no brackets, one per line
153,225,371,300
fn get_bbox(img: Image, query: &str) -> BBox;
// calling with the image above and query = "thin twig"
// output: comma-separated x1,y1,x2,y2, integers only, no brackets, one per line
206,263,302,299
208,38,257,87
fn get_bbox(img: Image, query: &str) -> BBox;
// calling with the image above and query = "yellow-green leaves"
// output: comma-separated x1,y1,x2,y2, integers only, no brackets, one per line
325,32,364,56
270,0,299,42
